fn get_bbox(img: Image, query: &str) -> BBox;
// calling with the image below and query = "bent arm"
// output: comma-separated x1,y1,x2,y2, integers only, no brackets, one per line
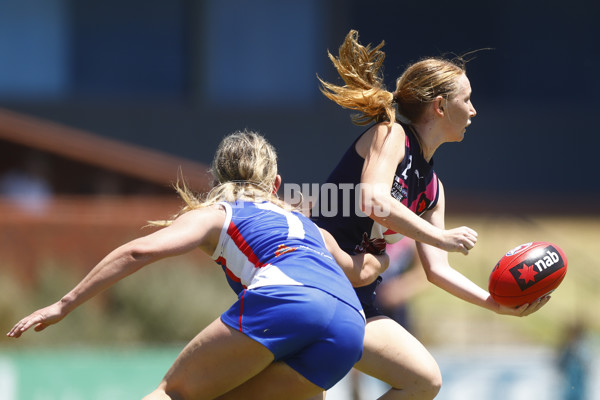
359,123,476,254
7,207,224,338
320,228,389,286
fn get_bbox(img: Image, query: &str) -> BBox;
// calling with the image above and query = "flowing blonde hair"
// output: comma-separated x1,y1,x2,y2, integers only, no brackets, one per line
153,130,289,226
319,29,467,126
318,30,393,126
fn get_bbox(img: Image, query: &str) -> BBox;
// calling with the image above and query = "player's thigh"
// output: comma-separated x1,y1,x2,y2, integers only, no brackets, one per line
159,317,275,399
355,316,442,390
215,360,324,400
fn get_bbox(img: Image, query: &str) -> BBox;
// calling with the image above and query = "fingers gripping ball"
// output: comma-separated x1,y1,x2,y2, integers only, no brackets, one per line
489,242,567,307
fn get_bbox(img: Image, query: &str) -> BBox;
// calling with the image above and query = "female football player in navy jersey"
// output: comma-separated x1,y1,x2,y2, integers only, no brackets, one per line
312,30,550,399
7,130,389,400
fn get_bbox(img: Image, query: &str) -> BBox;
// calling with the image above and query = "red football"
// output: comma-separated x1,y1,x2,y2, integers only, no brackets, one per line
489,241,567,307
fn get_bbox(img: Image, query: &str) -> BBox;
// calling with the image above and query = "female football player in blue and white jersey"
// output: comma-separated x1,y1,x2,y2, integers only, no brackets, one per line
313,30,550,399
7,130,389,400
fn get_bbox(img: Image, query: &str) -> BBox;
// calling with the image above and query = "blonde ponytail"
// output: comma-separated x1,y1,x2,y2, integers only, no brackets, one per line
318,30,396,126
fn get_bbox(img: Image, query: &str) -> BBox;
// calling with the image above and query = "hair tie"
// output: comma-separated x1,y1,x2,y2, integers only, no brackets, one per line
225,179,272,193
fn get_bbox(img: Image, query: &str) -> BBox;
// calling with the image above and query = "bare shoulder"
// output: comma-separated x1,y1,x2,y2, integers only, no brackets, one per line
171,204,227,231
356,122,406,158
191,203,227,217
372,121,406,142
318,227,343,259
318,227,335,244
170,205,227,254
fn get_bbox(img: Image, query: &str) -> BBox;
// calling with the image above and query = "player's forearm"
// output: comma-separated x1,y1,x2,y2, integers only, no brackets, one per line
347,252,390,286
365,195,442,247
363,253,390,281
60,244,150,314
425,263,494,311
336,252,367,286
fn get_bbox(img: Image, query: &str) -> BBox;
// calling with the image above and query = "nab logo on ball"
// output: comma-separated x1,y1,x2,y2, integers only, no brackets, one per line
509,245,565,291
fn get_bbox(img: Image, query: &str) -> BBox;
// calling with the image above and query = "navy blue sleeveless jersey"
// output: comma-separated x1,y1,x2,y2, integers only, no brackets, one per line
312,124,439,316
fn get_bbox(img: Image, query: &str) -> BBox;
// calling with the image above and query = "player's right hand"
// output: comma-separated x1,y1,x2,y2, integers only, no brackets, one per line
6,302,66,338
495,295,551,317
440,226,478,255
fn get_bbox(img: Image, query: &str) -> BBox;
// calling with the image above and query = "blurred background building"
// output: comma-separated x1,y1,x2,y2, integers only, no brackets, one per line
0,0,598,210
1,1,599,399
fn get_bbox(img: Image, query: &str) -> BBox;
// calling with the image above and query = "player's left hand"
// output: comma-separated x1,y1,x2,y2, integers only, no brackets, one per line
354,232,386,255
495,295,551,317
6,302,67,338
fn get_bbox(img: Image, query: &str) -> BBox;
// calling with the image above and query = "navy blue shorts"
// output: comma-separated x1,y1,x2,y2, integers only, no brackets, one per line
221,285,365,389
354,276,384,319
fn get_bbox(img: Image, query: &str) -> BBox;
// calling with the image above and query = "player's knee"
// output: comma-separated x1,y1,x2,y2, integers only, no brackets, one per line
390,364,442,399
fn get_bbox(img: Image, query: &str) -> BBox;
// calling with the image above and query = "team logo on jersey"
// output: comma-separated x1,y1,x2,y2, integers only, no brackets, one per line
275,244,298,257
391,176,407,202
408,192,432,215
416,193,430,214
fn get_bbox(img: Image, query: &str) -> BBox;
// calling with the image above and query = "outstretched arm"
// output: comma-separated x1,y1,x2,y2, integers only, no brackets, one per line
320,228,389,286
7,206,225,338
416,185,549,316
